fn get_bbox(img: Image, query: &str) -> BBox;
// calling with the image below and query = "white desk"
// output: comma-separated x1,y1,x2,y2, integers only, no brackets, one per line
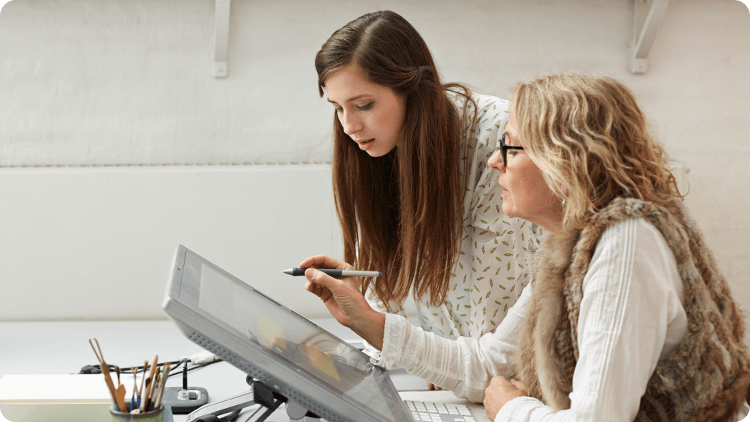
0,320,489,422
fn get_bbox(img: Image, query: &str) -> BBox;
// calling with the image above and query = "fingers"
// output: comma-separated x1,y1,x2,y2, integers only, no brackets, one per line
298,255,351,270
304,267,339,292
304,280,323,297
427,382,443,391
483,376,526,421
305,278,334,305
509,379,526,393
304,267,363,304
490,376,509,387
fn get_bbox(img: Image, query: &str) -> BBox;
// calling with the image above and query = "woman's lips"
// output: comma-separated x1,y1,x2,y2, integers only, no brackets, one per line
357,139,374,150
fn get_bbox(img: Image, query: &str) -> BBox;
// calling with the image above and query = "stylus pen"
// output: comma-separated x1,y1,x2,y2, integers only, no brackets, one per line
283,268,382,277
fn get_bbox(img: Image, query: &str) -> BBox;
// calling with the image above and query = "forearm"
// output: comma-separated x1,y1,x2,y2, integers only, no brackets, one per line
393,319,491,402
377,285,530,401
349,309,386,351
376,312,523,403
360,290,408,354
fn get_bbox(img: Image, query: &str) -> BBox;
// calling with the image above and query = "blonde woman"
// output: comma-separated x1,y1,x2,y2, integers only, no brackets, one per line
303,73,750,421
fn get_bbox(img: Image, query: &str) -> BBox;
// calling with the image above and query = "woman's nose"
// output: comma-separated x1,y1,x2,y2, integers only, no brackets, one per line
340,111,363,136
488,150,505,172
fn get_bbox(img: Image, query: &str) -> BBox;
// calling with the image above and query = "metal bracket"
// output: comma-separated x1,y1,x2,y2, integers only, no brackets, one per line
213,0,231,78
631,0,670,74
185,378,321,422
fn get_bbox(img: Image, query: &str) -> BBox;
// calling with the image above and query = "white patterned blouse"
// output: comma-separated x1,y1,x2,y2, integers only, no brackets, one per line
364,92,541,351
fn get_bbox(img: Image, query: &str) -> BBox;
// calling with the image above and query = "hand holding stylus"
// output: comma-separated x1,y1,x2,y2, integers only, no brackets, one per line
300,255,386,350
283,268,382,278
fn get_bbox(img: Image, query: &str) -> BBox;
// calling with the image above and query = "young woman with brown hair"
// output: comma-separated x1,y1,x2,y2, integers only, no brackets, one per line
299,10,537,367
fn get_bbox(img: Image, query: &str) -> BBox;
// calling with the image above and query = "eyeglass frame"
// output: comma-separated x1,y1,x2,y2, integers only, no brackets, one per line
498,133,524,168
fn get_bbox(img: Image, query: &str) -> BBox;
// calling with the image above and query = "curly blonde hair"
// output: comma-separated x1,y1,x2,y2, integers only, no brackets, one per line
508,73,682,229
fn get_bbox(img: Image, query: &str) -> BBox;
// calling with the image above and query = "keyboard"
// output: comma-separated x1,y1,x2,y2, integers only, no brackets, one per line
404,400,476,422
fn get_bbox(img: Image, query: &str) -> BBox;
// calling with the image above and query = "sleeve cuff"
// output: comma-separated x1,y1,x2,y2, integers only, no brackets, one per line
370,313,413,369
494,396,549,422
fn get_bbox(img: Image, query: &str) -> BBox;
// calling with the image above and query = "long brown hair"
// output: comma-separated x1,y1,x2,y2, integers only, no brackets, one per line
315,11,475,310
509,73,683,229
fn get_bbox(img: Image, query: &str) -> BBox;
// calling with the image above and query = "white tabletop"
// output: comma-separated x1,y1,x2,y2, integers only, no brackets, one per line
0,319,457,422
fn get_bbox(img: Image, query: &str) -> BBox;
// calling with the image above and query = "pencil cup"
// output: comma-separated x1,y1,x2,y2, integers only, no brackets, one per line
109,404,165,422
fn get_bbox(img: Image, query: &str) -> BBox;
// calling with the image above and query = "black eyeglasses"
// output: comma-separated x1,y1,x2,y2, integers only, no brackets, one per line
498,133,524,168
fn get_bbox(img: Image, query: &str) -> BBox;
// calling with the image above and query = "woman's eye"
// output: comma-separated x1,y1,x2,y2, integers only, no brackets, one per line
508,150,519,157
334,107,343,114
357,102,373,111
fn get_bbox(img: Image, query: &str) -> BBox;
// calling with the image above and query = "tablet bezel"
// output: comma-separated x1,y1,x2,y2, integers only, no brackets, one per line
162,245,412,422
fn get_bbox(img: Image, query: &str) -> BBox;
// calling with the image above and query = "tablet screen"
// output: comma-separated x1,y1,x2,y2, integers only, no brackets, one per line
174,249,409,422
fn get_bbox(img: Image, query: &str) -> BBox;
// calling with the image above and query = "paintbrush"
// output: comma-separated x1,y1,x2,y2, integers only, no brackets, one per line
140,355,159,412
88,338,127,412
152,362,170,410
130,366,138,411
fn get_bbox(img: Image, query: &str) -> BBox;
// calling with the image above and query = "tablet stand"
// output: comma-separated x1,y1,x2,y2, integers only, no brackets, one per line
185,375,321,422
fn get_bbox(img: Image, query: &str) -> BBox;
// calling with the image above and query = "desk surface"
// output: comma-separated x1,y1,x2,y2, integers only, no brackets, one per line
0,320,487,422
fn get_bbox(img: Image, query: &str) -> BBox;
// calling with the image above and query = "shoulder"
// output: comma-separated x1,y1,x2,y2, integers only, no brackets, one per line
473,93,510,134
445,90,510,156
472,92,507,110
446,91,508,118
468,93,509,118
577,198,674,261
588,217,678,292
593,217,671,261
581,198,695,266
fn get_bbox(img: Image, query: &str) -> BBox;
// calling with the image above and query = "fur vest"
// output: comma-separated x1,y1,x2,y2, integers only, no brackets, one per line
515,197,750,421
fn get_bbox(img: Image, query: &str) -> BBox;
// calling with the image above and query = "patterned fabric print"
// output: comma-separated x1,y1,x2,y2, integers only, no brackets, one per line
366,93,539,342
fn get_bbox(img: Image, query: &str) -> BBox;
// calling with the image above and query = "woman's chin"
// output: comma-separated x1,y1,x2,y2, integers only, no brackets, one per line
363,146,385,157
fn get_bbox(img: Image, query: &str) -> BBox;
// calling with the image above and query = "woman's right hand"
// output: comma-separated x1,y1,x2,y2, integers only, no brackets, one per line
300,255,385,350
299,254,354,272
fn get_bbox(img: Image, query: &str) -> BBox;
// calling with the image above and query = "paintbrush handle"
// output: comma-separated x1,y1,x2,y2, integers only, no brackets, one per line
139,360,148,396
150,373,161,404
140,355,159,412
99,362,120,410
153,362,170,410
115,384,128,413
140,378,152,412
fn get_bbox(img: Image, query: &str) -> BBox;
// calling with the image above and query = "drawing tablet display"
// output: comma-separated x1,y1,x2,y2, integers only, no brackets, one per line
162,245,413,422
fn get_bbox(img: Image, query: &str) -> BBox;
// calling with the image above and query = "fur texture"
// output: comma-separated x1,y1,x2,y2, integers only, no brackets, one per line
515,197,750,421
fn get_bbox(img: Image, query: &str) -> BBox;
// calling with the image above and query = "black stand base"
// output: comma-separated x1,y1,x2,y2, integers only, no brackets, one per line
185,376,320,422
162,386,209,414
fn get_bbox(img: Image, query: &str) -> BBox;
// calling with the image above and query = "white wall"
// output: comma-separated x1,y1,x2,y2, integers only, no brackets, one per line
0,165,343,320
0,0,748,337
